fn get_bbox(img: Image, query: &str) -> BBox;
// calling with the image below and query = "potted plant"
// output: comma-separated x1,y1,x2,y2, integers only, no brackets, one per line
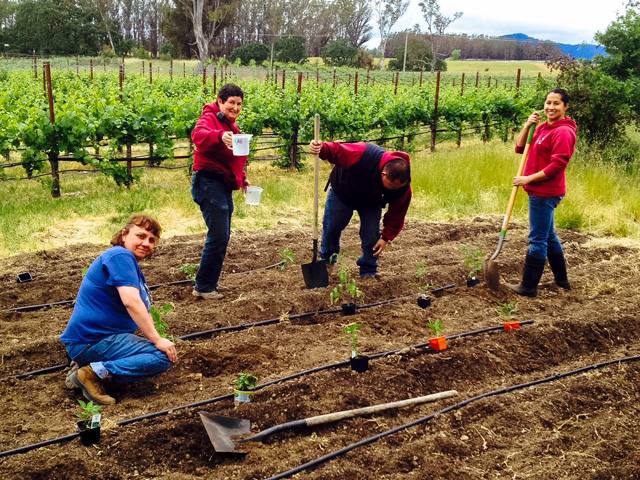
411,260,432,308
427,319,447,351
496,301,520,330
462,246,483,287
76,400,102,446
233,372,258,403
343,323,369,372
330,263,364,316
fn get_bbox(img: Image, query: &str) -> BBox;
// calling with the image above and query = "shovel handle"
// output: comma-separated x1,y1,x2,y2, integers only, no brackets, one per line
313,114,320,243
242,390,458,444
500,125,535,233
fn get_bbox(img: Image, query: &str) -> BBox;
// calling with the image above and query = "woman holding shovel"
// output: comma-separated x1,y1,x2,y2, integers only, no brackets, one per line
509,88,577,297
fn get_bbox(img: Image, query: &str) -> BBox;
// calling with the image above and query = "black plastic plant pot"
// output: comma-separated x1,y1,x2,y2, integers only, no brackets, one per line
350,355,369,373
16,272,33,283
417,296,432,308
77,421,100,446
342,303,357,316
467,277,480,287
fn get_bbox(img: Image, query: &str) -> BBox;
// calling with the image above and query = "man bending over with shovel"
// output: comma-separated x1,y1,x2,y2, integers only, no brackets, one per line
309,141,412,278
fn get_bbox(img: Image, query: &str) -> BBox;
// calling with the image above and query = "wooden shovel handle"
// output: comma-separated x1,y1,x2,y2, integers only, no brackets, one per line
501,125,535,232
313,114,320,241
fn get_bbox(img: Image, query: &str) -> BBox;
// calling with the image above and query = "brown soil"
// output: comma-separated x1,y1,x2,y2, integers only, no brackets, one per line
1,218,640,480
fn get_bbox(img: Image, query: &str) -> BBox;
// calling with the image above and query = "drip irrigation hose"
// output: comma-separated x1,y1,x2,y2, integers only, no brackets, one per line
0,262,285,313
0,284,457,382
0,320,526,458
265,354,640,480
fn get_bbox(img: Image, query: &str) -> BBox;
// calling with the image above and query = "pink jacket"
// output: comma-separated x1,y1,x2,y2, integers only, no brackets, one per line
191,102,247,190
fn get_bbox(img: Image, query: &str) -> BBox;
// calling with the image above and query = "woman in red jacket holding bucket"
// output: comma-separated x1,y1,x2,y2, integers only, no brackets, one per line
191,83,251,300
509,88,577,297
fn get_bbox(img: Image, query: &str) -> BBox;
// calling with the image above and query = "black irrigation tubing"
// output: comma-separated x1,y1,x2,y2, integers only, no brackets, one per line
1,262,285,314
0,282,453,382
266,353,640,480
0,320,532,459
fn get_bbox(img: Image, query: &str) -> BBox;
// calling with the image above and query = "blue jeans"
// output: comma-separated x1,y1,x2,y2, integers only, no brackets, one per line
65,333,172,385
528,194,564,259
191,172,234,293
320,188,382,277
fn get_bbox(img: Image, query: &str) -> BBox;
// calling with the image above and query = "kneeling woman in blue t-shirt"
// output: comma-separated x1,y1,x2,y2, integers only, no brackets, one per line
60,214,177,405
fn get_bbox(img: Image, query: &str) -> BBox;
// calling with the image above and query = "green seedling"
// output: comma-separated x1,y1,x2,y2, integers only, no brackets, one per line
233,372,258,392
178,264,199,281
427,319,445,338
330,262,365,305
343,323,362,357
278,248,294,270
496,301,518,319
150,304,174,341
76,400,102,427
411,260,431,293
461,246,484,279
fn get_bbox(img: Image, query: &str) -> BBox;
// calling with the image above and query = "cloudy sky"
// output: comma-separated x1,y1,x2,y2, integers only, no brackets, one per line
372,0,627,46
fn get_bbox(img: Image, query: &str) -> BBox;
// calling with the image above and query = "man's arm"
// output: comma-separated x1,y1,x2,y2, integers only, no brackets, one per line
116,286,178,363
381,187,412,242
309,141,366,168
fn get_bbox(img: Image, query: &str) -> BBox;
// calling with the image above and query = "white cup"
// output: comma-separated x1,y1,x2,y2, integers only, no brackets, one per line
245,186,263,205
232,134,253,156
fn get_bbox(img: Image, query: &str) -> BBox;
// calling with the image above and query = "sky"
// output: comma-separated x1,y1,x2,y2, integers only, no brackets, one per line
370,0,627,46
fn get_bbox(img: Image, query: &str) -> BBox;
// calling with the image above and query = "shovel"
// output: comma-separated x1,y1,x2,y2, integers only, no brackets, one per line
200,390,458,452
485,126,536,290
302,114,329,288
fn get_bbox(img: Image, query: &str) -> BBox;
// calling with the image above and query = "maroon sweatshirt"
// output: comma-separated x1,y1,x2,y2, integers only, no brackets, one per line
191,102,247,190
319,142,412,242
516,117,577,197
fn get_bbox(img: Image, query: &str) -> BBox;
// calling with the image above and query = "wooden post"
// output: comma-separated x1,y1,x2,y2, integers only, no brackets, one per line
394,71,399,95
316,68,319,85
214,67,217,96
126,145,133,188
183,62,186,77
460,73,465,96
458,73,465,147
431,70,440,153
282,69,285,89
475,71,479,88
170,59,173,81
119,65,124,102
516,68,521,90
44,62,60,198
76,55,79,74
354,72,358,96
420,70,423,87
33,51,37,79
367,69,370,85
142,61,145,77
488,76,491,88
203,65,207,96
149,62,153,83
90,59,93,82
333,67,336,87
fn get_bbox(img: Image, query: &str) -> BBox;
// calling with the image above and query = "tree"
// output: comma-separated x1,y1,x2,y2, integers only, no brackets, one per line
595,0,640,80
322,38,358,66
371,0,409,70
230,43,270,65
387,35,446,71
273,35,307,63
335,0,372,48
419,0,461,72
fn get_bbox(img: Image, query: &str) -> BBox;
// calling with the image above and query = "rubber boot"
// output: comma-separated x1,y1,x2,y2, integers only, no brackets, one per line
546,252,571,290
508,254,546,298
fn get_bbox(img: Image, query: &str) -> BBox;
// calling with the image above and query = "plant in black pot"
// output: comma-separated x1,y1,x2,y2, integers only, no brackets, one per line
462,246,483,287
233,372,258,403
411,260,432,308
330,263,364,316
76,400,102,446
343,323,369,372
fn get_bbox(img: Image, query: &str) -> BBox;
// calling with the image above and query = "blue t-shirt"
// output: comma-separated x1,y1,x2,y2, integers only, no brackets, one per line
60,246,151,344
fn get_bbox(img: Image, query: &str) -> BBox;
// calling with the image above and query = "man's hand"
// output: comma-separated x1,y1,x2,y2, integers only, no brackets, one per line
372,239,388,257
155,337,178,363
309,141,322,156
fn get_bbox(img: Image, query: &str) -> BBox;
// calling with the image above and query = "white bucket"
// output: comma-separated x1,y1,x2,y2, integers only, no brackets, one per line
232,134,253,156
245,186,263,205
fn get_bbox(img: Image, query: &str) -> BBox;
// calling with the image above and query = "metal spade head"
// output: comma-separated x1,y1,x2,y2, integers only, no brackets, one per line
484,259,501,291
199,412,251,453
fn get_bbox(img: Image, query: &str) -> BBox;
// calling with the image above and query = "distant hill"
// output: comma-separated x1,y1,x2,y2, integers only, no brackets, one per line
500,33,607,60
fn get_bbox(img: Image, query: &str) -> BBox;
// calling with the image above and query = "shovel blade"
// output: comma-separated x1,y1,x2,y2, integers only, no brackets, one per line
302,261,329,289
199,412,251,453
484,259,501,291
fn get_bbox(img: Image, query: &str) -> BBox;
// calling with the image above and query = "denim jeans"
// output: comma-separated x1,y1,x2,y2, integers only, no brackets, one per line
320,188,382,277
65,333,172,385
191,172,234,293
528,194,564,259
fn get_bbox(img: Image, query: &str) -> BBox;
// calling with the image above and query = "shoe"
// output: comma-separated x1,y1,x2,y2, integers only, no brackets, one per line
64,361,80,390
74,366,116,405
508,254,546,298
546,252,571,290
215,284,229,292
359,274,377,280
192,289,224,300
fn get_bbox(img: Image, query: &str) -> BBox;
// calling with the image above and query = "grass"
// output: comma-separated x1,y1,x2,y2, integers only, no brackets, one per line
1,139,639,258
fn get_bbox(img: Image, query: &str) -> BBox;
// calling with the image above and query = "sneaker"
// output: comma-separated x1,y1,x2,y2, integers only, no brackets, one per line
215,284,229,292
360,274,377,280
192,289,224,300
64,361,80,390
74,366,116,405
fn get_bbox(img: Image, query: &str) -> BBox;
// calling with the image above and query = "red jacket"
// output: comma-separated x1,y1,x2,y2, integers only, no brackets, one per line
191,102,247,190
516,117,577,197
319,142,412,242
